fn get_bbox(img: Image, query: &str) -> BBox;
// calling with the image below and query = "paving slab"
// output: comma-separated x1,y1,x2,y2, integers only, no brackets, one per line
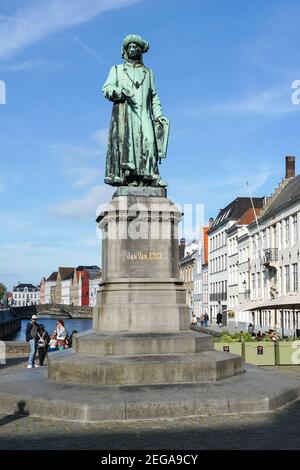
0,364,300,422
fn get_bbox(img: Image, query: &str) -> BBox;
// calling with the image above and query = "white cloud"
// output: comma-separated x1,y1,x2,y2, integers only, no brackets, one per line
51,128,107,162
51,143,101,164
200,87,300,117
50,184,113,218
70,35,107,64
0,58,61,71
51,128,108,188
92,128,109,146
65,167,102,187
0,0,139,61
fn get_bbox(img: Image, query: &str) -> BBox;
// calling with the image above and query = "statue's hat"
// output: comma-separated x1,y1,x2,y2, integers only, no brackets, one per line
121,34,150,58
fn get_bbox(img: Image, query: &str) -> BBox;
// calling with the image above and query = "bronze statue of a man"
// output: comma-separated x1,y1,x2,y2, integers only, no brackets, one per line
102,34,169,187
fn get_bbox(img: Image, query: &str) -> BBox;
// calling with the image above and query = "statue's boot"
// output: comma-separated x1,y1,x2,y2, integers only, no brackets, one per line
104,176,122,186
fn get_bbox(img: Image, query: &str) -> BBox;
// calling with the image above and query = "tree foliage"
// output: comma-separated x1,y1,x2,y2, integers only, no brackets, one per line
0,283,7,300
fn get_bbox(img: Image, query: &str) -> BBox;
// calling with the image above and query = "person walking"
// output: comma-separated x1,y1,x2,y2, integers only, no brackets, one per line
56,319,66,350
204,312,209,327
216,312,223,327
36,324,50,366
26,314,39,368
200,313,205,327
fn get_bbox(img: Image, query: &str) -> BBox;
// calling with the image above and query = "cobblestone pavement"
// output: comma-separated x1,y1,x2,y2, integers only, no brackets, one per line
1,362,300,450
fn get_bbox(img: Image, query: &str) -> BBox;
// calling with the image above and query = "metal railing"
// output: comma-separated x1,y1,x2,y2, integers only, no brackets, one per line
263,248,278,264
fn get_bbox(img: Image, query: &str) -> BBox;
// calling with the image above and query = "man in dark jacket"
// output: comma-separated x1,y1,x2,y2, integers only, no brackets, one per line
26,315,39,368
216,312,223,327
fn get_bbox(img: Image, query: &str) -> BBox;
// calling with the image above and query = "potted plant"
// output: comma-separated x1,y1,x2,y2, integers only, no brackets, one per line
214,332,244,356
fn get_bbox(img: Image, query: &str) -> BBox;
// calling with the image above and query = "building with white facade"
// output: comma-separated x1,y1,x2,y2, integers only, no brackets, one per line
193,227,209,318
13,283,40,306
89,271,102,307
244,156,300,334
61,272,74,305
227,207,263,326
179,239,198,315
208,197,264,324
44,272,57,304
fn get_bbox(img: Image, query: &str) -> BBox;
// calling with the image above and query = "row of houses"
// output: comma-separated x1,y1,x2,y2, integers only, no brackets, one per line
12,265,102,307
180,156,300,333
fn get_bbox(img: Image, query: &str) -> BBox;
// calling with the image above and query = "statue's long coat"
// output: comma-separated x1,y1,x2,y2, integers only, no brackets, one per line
102,62,163,185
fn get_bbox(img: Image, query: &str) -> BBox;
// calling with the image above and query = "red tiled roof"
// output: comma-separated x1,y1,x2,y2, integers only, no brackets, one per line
238,207,263,225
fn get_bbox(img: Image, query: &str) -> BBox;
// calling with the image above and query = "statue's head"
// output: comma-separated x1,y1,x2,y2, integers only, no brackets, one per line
121,34,150,62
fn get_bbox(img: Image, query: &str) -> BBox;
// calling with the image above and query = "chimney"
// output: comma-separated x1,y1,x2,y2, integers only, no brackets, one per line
208,217,214,227
285,155,295,179
179,238,185,260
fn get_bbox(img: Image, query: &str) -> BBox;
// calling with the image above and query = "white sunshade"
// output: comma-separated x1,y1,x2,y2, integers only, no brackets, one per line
242,294,300,311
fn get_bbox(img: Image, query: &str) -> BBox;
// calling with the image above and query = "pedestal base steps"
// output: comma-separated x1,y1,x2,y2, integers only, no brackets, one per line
48,330,243,386
1,365,300,422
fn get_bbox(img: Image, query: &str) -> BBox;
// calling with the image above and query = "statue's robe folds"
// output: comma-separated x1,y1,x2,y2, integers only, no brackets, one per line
102,62,163,186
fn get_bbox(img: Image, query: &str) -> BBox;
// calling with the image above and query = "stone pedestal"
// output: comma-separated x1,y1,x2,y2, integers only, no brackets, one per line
93,192,190,332
48,189,243,386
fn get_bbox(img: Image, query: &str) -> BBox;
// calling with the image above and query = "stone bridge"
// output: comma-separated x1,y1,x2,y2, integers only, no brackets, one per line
10,304,93,319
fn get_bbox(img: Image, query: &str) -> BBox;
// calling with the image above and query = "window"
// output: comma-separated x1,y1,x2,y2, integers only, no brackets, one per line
271,225,277,249
251,237,256,257
292,214,298,245
278,222,283,250
285,218,289,247
257,272,261,298
263,270,268,298
279,266,283,296
263,230,267,249
285,265,290,294
252,273,256,299
293,263,298,292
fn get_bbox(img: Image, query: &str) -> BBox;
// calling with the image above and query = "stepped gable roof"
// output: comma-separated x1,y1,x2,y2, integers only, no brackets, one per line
208,197,264,233
46,271,58,282
58,267,75,280
258,174,300,222
63,271,75,281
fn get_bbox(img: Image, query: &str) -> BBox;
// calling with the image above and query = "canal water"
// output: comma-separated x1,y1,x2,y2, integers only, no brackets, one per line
11,316,93,341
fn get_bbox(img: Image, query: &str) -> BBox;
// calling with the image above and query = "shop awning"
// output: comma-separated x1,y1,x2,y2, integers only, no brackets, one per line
242,295,300,311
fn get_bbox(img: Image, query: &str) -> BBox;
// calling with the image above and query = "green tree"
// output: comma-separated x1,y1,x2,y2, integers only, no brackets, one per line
0,282,7,300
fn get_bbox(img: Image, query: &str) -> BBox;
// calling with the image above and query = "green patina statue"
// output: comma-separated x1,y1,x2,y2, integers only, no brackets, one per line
102,34,169,187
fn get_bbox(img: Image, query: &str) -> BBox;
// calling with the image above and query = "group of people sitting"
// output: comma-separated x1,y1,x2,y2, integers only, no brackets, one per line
26,314,78,369
247,323,280,341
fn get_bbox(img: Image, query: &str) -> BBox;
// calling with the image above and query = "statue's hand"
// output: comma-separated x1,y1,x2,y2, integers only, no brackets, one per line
122,87,136,104
156,116,167,125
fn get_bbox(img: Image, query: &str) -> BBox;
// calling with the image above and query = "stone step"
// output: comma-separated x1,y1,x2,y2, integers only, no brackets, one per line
73,329,214,356
48,349,243,386
1,365,300,422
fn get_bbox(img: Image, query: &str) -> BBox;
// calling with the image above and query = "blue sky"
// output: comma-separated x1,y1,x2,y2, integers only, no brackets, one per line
0,0,300,289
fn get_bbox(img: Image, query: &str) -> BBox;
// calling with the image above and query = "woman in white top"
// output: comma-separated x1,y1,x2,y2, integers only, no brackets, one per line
56,319,66,349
